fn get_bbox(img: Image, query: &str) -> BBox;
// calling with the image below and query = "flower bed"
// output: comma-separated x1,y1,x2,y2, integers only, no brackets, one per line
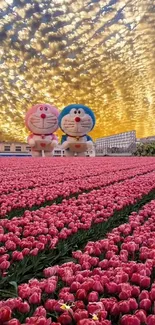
0,172,155,287
0,157,141,195
1,157,155,325
1,158,154,195
1,163,155,218
1,200,155,324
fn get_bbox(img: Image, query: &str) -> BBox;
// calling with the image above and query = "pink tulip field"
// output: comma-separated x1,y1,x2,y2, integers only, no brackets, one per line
1,157,155,325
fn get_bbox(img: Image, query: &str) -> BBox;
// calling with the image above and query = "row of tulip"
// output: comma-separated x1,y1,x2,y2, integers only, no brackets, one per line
1,163,155,218
1,158,155,195
1,199,155,324
1,171,155,287
0,157,139,195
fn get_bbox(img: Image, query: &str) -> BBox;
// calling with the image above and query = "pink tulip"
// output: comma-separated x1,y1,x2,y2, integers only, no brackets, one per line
139,298,151,311
139,290,150,301
0,306,12,322
7,320,21,325
12,251,23,261
29,292,41,304
88,291,99,302
135,309,147,323
119,301,130,314
18,284,31,299
150,287,155,301
147,315,155,324
74,309,89,321
44,299,57,311
120,315,140,325
76,289,87,300
33,307,47,317
58,312,72,325
18,301,30,313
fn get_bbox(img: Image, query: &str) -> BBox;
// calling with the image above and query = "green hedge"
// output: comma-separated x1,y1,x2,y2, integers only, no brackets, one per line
135,142,155,156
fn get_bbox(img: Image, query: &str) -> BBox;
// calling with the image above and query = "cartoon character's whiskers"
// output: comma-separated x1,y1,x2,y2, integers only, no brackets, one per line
81,124,91,127
64,123,75,127
46,117,57,120
30,118,40,122
46,116,57,119
32,114,40,118
46,120,57,124
46,124,57,127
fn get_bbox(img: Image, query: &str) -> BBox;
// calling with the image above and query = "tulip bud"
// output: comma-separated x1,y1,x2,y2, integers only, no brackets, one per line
18,284,31,299
139,298,151,311
150,288,155,301
74,309,89,321
77,319,96,325
139,290,149,301
0,260,10,270
128,298,138,311
147,315,155,325
12,251,23,261
7,319,21,325
18,301,30,313
58,312,72,324
29,292,41,304
131,286,140,298
70,281,81,292
76,289,87,300
92,281,104,293
105,282,118,294
0,306,12,322
88,291,99,302
120,315,140,325
135,309,147,323
140,276,150,288
110,303,120,316
44,281,56,294
72,301,85,311
119,301,130,314
33,306,47,317
44,299,56,311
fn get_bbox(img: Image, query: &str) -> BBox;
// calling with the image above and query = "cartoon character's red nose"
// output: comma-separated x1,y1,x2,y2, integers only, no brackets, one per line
75,117,81,122
41,113,46,119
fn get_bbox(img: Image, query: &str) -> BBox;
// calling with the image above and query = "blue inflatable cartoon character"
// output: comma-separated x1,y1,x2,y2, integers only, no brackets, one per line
58,104,96,157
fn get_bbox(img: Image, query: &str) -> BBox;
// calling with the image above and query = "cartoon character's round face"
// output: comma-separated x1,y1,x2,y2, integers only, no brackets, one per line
58,104,95,136
25,103,59,134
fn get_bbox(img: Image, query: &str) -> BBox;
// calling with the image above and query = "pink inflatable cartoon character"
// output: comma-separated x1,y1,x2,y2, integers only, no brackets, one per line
25,103,59,157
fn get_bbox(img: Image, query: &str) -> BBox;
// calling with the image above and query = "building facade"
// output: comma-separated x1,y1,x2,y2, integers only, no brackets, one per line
0,142,95,157
0,142,31,156
95,131,136,156
136,136,155,144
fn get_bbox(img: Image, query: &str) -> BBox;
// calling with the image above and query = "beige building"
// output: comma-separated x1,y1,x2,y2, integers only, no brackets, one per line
0,142,31,155
0,142,95,157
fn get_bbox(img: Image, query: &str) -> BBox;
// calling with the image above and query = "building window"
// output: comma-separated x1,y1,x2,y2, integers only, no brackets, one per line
4,145,10,152
26,146,30,151
15,146,21,152
54,150,61,154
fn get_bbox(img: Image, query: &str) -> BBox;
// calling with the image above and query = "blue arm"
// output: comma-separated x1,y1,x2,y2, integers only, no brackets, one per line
61,135,67,144
86,135,93,142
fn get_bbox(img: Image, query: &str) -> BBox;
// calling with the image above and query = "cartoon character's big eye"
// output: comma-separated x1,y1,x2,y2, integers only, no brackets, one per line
77,108,85,116
40,106,43,111
70,108,78,115
44,107,48,111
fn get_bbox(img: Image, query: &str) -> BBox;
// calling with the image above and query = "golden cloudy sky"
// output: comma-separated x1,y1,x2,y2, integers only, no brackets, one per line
0,0,155,142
